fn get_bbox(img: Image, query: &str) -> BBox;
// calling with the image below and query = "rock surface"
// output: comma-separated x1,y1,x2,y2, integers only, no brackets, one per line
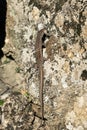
0,0,87,129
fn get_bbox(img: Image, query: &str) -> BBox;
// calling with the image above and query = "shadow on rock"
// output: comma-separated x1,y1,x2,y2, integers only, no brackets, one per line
0,0,7,59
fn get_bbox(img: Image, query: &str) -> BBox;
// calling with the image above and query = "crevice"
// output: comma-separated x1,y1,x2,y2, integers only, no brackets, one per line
0,0,7,59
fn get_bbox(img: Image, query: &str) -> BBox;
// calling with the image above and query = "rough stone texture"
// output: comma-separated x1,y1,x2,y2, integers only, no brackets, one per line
0,0,87,129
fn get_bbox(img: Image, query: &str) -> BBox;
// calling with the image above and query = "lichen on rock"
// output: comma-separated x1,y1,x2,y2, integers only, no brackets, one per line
0,0,87,129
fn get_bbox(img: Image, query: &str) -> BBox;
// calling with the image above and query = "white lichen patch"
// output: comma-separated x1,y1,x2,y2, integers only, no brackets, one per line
71,66,82,82
46,11,51,23
52,77,58,86
23,26,34,42
54,55,65,70
61,76,68,88
65,111,76,124
65,94,87,129
44,60,53,78
66,122,73,130
43,48,48,59
21,48,35,64
38,23,44,30
29,82,39,98
44,55,64,79
77,96,84,108
44,96,49,103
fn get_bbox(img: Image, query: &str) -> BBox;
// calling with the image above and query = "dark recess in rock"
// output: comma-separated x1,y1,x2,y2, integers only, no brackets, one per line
0,0,7,59
29,0,50,10
81,70,87,81
76,24,81,36
63,44,67,51
55,0,67,12
0,50,4,59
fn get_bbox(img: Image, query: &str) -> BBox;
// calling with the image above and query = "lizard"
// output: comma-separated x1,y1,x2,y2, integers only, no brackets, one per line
35,28,47,125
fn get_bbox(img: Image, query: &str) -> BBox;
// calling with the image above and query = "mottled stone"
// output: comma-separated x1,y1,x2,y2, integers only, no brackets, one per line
1,0,87,129
81,21,87,39
54,12,64,27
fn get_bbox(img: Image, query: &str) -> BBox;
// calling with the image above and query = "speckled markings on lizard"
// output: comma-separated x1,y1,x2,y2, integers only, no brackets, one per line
35,28,47,125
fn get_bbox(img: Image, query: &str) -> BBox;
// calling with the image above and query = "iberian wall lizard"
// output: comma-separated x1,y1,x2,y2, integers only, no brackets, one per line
35,28,47,125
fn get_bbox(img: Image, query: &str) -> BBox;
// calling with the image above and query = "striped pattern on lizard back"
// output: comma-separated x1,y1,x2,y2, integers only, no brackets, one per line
35,28,46,123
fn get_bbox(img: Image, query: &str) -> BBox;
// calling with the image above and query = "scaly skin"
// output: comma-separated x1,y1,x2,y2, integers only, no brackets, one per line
35,28,46,124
